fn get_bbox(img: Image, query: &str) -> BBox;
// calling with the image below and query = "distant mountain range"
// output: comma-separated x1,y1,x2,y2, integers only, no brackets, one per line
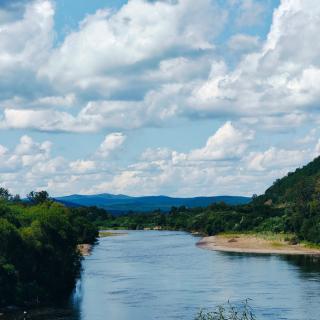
55,193,251,214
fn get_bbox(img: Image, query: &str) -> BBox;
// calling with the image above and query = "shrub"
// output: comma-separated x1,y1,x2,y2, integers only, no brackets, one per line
195,300,256,320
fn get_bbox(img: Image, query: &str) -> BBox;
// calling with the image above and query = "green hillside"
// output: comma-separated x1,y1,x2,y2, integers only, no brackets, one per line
256,156,320,206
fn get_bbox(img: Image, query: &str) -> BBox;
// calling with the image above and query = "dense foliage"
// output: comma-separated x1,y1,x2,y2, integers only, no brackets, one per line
256,156,320,205
0,191,98,308
97,203,286,236
253,155,320,243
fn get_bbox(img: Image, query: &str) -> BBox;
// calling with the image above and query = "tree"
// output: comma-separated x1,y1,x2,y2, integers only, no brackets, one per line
11,194,21,203
0,188,11,201
27,191,50,204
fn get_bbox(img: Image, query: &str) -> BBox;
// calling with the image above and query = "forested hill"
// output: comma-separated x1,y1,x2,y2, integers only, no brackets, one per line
55,194,251,214
255,156,320,205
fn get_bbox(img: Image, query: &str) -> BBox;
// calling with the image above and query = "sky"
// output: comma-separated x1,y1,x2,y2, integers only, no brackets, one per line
0,0,320,197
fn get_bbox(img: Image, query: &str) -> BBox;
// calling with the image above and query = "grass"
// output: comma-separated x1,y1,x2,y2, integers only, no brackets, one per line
219,231,296,242
270,241,285,248
301,241,320,249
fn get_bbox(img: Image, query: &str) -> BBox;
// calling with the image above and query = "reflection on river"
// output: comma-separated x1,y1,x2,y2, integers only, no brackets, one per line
6,231,320,319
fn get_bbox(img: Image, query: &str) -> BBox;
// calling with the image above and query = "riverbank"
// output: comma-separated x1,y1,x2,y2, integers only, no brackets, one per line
197,233,320,255
78,244,92,256
78,231,128,256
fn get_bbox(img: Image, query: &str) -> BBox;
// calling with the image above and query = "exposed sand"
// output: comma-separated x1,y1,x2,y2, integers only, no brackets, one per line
77,244,92,256
78,231,128,256
197,235,320,256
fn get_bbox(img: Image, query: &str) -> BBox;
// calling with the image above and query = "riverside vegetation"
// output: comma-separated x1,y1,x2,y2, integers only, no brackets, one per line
0,190,98,308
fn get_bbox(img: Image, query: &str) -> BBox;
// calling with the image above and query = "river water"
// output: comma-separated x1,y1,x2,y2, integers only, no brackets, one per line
7,231,320,319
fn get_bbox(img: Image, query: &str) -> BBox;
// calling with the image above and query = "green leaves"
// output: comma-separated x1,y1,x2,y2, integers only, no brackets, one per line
195,300,256,320
0,198,98,307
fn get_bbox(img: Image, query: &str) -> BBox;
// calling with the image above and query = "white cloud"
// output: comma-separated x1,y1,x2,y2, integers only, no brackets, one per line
0,144,8,156
228,34,260,52
189,122,254,161
0,0,320,135
15,135,51,156
190,0,320,129
0,0,228,133
141,147,172,161
0,135,52,175
69,160,96,174
98,132,126,157
0,0,54,98
315,139,320,155
39,0,225,89
0,134,124,195
89,123,256,195
0,124,319,197
246,147,308,172
0,109,78,132
235,0,268,27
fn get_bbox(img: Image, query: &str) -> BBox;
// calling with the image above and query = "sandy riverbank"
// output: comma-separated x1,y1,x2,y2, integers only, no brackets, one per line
78,231,128,256
197,234,320,255
77,244,92,256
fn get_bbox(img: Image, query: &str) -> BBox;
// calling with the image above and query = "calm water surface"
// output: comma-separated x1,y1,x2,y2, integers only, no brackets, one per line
9,231,320,319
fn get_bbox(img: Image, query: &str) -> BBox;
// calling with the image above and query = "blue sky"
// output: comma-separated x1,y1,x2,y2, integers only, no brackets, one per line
54,0,127,41
0,0,319,197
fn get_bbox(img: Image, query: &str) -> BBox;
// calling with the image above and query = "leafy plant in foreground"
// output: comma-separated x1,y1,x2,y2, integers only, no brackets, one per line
195,300,256,320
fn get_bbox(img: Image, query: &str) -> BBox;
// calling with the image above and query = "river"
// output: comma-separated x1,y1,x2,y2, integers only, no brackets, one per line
6,231,320,319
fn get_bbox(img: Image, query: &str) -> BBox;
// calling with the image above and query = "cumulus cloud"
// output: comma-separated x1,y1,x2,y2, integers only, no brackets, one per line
0,0,226,132
228,34,260,52
246,147,308,172
0,109,78,132
0,0,319,134
0,133,126,195
189,122,254,161
0,0,54,99
0,135,51,174
190,0,320,127
97,132,127,157
39,0,225,89
1,0,319,134
89,145,315,197
69,160,96,174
